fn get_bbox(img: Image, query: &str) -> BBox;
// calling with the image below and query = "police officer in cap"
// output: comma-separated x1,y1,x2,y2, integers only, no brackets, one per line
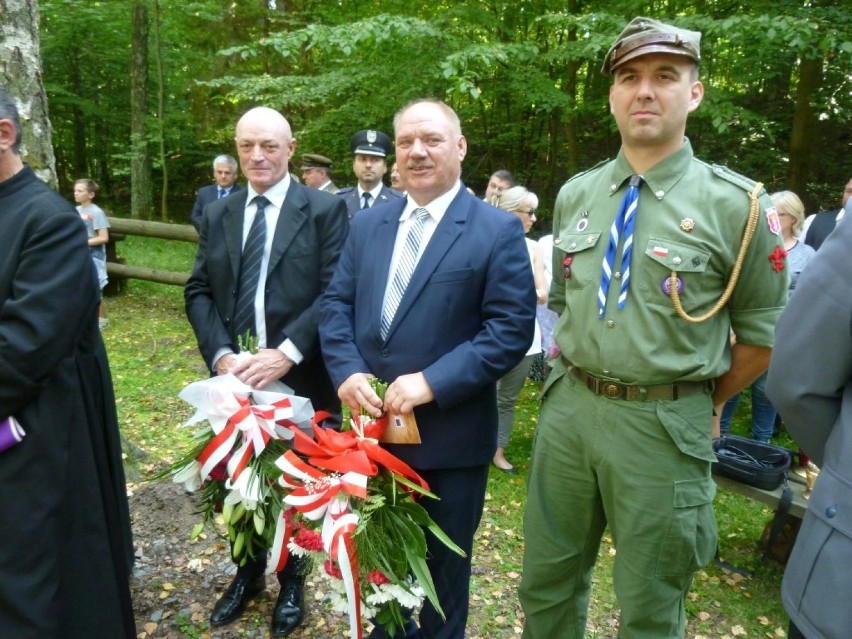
520,17,788,639
300,153,338,193
336,129,402,219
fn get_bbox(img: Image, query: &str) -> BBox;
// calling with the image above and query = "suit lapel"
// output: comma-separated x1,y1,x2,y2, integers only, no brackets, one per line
223,192,249,281
269,181,309,276
371,203,404,332
382,189,469,341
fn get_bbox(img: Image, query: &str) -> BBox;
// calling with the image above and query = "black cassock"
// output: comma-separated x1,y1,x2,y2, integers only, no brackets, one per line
0,167,135,638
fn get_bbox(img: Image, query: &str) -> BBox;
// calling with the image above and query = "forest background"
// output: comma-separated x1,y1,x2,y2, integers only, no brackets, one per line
31,0,852,227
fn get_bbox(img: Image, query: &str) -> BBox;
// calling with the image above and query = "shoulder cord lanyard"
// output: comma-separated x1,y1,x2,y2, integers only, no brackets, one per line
670,182,763,324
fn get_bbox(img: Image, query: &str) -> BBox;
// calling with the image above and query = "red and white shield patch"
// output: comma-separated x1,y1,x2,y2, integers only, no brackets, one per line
765,206,782,235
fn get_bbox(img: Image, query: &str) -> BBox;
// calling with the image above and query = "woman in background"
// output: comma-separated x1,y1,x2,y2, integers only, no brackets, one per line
491,186,547,473
720,190,815,441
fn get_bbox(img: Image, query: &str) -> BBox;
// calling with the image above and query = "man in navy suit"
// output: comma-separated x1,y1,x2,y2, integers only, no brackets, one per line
320,99,536,638
185,107,348,637
190,154,244,231
336,129,403,219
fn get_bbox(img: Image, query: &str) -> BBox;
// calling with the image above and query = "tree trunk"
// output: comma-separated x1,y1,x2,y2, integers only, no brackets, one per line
787,55,822,212
130,0,153,219
152,0,168,220
0,0,58,185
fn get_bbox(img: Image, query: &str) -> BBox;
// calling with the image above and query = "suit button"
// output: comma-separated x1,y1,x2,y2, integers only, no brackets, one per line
380,349,389,357
826,506,837,519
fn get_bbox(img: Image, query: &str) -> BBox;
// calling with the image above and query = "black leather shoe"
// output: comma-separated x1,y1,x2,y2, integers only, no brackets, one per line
271,579,305,637
209,574,266,627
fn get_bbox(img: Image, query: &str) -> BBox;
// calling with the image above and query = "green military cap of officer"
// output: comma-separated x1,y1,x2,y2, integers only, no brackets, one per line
602,16,701,75
300,153,334,170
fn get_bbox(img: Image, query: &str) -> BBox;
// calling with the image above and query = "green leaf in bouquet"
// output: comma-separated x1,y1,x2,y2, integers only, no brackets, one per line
395,500,465,558
237,330,259,354
356,507,409,584
369,377,388,402
384,508,448,617
389,471,439,500
374,601,406,638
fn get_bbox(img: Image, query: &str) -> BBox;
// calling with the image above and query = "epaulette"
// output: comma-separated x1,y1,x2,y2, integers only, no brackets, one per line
565,158,611,186
335,186,355,195
705,162,765,196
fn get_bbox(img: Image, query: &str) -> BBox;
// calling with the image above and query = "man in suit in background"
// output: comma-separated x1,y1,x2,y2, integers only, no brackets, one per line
482,168,514,203
336,128,402,218
320,99,536,638
767,197,852,639
190,154,243,231
801,175,852,251
300,153,338,193
185,106,348,637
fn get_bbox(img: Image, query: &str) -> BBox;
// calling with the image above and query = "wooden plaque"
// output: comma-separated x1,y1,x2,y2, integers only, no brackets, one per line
380,411,421,444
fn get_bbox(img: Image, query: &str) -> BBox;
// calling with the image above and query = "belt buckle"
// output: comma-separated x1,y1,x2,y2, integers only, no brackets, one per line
602,381,622,399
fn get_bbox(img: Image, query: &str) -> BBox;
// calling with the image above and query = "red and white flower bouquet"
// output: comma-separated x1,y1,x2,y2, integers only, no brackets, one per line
166,375,462,638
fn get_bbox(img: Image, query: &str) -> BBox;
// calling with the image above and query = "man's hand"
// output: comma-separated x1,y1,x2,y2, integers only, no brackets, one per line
338,372,383,418
384,372,434,415
214,353,239,377
231,349,294,389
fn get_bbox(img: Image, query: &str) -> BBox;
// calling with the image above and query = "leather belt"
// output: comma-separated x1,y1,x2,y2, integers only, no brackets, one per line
567,365,711,401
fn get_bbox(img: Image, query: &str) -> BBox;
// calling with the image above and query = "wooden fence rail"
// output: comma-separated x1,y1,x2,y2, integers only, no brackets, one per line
105,217,198,292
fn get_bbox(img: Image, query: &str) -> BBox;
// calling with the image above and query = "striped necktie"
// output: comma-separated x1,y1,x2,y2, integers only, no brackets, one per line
598,175,642,317
381,208,430,339
232,195,269,342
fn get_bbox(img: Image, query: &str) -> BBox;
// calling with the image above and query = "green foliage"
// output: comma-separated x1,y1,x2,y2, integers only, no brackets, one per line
41,1,852,232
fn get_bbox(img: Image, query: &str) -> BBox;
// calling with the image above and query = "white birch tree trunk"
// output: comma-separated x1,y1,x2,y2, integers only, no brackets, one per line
0,0,57,185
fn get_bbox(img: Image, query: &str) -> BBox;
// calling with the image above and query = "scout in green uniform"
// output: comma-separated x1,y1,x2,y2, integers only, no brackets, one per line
519,17,789,639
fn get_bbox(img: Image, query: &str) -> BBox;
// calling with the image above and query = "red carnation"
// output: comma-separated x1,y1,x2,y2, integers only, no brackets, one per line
368,571,391,585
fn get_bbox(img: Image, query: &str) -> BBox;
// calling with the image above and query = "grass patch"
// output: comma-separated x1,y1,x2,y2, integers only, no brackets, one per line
107,236,793,637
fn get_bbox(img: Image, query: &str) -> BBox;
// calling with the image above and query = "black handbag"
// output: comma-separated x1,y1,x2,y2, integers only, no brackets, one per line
712,435,792,491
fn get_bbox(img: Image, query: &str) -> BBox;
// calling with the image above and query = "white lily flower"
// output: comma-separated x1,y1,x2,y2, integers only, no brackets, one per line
172,460,202,492
224,467,264,510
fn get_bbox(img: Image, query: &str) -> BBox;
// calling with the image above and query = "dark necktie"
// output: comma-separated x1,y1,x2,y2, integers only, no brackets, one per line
598,175,641,317
381,208,430,339
232,195,269,342
361,192,372,209
218,188,226,199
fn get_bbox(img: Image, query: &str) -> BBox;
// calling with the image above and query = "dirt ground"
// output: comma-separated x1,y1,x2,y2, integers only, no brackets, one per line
130,480,354,639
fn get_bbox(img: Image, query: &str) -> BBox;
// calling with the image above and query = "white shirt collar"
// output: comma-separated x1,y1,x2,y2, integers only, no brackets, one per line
399,180,462,224
358,183,384,202
245,174,291,209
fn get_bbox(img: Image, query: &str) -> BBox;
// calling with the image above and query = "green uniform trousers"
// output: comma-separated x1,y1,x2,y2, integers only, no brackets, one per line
520,369,717,639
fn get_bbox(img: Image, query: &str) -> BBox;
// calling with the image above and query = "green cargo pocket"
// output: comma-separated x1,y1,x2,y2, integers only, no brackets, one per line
656,477,718,577
656,398,717,464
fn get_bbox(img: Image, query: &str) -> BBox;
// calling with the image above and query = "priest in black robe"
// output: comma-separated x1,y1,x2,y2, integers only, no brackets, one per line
0,86,135,638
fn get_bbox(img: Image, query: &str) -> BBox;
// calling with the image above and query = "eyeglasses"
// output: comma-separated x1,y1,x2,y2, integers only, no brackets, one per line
523,209,536,217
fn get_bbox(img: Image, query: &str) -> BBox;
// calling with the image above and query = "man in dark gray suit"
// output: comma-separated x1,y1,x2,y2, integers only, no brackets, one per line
190,154,243,231
185,106,348,637
767,196,852,639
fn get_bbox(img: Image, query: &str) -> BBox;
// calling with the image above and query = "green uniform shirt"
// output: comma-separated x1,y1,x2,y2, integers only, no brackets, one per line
549,140,788,384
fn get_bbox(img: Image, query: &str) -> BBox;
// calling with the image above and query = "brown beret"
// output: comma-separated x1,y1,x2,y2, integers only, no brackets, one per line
602,17,701,75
